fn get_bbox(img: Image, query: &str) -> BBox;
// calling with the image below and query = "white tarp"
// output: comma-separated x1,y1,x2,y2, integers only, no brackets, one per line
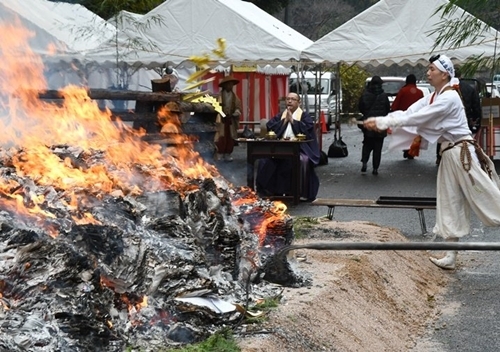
86,0,313,69
301,0,500,66
0,0,159,92
0,0,114,89
0,0,78,64
108,10,144,31
0,0,114,54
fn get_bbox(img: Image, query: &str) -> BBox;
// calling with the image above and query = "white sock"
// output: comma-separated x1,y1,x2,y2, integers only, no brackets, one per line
430,250,457,269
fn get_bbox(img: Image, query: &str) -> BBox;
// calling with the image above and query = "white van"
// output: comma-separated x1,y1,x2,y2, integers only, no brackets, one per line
289,71,341,126
492,74,500,89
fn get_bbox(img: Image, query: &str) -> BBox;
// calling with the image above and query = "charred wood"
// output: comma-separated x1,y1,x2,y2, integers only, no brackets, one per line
36,89,218,114
37,89,181,102
111,104,216,122
0,145,298,351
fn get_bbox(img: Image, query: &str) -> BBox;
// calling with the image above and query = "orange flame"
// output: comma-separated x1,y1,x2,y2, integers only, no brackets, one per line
254,201,288,244
121,293,148,313
0,22,221,235
72,212,101,225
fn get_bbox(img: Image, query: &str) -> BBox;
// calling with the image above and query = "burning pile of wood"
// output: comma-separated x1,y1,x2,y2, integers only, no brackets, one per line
0,23,304,351
0,144,296,351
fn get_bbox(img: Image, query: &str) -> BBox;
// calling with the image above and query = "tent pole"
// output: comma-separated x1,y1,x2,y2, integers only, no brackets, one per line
296,61,301,96
316,63,322,121
336,62,341,127
488,32,498,157
246,71,251,129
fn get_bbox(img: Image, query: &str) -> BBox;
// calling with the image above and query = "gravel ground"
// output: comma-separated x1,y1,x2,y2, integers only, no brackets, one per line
212,123,500,351
236,220,450,352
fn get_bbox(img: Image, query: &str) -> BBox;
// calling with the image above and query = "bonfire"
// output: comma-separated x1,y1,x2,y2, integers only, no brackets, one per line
0,23,297,351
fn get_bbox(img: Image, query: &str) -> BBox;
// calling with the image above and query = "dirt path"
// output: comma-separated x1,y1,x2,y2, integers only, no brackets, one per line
237,220,450,352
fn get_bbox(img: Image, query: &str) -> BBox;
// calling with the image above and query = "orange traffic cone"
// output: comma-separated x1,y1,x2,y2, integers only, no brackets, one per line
320,111,328,134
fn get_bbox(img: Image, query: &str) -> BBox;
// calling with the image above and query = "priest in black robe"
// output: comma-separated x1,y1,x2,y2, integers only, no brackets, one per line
256,92,321,201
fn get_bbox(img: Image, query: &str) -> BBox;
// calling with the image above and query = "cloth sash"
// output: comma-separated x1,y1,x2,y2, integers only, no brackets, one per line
281,107,303,139
281,107,303,121
441,139,493,181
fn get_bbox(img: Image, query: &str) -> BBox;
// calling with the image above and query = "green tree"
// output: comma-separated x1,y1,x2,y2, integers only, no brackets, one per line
340,64,369,114
430,0,500,78
52,0,291,16
48,0,81,3
248,0,290,14
79,0,163,19
277,0,356,40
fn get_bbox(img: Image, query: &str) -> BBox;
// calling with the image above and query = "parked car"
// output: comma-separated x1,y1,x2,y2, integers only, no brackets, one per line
492,74,500,88
290,71,342,128
417,82,434,95
365,76,406,103
417,86,432,96
485,83,500,98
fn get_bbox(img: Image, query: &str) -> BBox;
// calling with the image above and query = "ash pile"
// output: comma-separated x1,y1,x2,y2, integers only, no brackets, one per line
0,144,299,351
0,22,303,351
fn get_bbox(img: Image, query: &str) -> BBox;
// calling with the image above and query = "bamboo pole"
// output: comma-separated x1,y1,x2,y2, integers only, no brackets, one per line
277,242,500,253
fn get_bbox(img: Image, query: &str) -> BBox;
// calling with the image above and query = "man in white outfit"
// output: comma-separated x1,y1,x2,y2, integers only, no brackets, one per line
364,54,500,269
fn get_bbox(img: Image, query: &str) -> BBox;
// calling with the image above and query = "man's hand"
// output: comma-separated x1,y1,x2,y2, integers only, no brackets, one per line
363,117,381,131
285,108,294,123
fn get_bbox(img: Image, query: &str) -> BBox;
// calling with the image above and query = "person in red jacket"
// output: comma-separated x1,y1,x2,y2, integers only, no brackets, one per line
391,74,424,159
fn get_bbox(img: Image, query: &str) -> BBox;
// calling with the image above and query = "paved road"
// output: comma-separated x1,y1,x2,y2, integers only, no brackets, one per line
214,124,500,351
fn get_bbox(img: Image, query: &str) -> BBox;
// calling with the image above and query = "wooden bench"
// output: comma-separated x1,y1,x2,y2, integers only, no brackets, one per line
312,196,437,234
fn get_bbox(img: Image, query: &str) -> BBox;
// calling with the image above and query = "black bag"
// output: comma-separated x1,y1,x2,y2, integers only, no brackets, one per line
241,125,255,139
328,136,348,158
328,118,348,158
318,150,329,165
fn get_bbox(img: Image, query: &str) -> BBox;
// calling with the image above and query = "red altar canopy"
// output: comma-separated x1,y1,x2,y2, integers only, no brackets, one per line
203,71,289,127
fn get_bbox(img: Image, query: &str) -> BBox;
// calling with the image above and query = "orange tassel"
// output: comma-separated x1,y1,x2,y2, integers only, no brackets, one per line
408,135,422,157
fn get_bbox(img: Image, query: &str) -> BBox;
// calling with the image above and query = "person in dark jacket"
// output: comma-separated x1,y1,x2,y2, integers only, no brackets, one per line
435,67,482,165
358,76,391,175
456,68,482,133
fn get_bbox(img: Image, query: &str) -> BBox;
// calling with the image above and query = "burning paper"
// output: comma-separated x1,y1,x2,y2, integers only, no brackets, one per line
0,23,298,352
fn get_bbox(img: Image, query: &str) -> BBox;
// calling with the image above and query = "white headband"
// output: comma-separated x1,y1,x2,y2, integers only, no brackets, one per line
433,55,455,78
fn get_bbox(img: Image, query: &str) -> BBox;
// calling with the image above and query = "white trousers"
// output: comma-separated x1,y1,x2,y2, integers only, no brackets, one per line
433,142,500,239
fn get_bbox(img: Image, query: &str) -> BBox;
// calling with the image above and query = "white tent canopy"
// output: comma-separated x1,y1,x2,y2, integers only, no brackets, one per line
87,0,312,69
108,10,144,31
0,0,79,64
0,0,114,55
301,0,500,67
0,0,157,92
